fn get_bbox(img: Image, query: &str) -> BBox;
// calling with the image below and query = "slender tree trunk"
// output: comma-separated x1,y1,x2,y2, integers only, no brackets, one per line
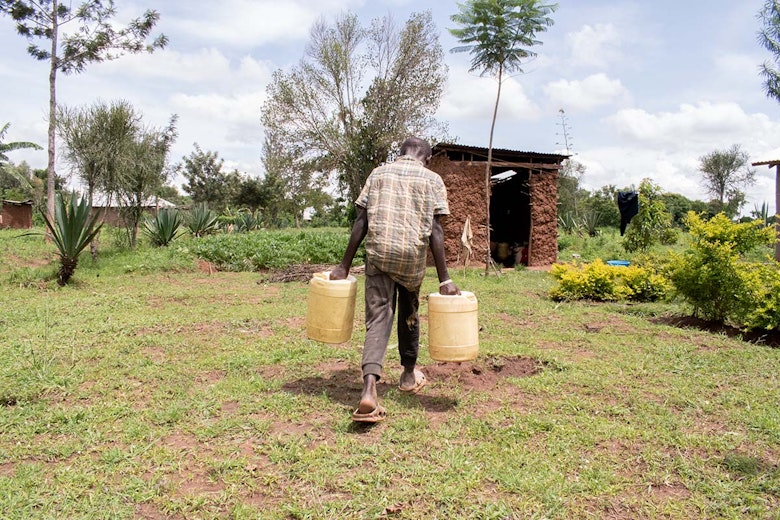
775,164,779,262
484,64,503,275
47,0,59,228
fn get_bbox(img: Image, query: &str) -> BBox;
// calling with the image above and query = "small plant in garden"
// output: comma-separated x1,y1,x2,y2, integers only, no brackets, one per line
186,204,219,237
669,212,775,324
233,209,261,233
143,209,184,247
191,228,354,271
558,212,582,235
34,193,103,285
581,209,602,237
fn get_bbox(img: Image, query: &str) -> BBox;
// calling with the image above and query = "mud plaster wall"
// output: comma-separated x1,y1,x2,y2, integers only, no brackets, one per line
429,155,559,267
0,203,33,229
528,170,559,266
429,156,487,265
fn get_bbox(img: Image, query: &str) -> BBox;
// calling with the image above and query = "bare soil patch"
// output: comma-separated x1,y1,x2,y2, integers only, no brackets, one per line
652,315,780,348
424,356,545,392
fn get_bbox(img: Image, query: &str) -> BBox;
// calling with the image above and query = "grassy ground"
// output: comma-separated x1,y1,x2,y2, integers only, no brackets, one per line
1,228,779,519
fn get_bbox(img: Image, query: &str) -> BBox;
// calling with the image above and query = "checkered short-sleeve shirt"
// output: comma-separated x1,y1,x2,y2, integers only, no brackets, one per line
356,155,449,290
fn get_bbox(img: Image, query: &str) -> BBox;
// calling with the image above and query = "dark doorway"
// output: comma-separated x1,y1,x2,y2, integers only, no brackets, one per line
489,169,531,267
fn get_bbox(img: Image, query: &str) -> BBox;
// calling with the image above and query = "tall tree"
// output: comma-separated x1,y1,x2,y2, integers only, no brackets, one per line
233,176,266,214
449,0,557,272
757,0,780,260
261,131,333,228
56,100,139,207
179,145,238,214
115,116,177,248
758,0,780,102
698,144,755,218
261,10,447,208
0,0,167,224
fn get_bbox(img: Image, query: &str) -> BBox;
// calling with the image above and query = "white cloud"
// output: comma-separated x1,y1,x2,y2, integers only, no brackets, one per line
171,90,267,145
91,48,274,88
715,52,761,77
607,102,780,150
544,73,630,112
438,66,541,122
566,23,622,69
576,105,780,214
167,0,363,48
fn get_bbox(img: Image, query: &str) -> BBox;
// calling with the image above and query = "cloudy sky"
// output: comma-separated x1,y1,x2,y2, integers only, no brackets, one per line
2,0,779,213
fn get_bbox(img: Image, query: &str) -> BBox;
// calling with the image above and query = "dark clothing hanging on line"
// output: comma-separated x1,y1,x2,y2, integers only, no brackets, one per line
617,191,639,236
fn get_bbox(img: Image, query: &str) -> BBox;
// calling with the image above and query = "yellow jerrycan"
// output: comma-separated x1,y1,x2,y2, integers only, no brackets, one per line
306,271,357,344
427,291,479,362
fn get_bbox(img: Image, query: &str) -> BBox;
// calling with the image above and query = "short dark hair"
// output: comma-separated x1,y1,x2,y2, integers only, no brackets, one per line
400,137,432,160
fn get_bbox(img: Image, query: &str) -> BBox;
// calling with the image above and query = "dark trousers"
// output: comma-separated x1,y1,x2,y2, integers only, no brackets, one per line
362,264,420,380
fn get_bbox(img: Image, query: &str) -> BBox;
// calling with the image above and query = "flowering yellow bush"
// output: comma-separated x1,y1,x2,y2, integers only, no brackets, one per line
550,258,670,302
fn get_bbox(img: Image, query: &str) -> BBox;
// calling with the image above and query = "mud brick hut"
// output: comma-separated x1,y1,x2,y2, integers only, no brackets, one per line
429,143,568,268
0,199,34,229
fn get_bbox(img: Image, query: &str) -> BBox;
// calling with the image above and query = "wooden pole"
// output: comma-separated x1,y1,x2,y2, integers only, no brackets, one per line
776,164,780,262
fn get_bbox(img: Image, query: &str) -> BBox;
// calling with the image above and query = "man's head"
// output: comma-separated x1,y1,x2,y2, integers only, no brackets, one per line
400,137,432,164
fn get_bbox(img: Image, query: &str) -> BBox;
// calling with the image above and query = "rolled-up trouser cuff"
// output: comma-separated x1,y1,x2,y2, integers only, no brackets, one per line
362,362,383,380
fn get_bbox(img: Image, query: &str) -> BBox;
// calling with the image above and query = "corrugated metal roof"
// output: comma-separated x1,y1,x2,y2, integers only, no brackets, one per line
433,142,569,163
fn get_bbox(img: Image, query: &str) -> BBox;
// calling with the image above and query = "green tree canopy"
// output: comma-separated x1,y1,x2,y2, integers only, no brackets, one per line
56,100,140,205
179,145,239,214
698,144,755,218
261,10,448,207
758,0,780,102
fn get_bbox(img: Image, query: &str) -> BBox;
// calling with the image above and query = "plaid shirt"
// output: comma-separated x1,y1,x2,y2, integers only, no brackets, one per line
356,155,449,290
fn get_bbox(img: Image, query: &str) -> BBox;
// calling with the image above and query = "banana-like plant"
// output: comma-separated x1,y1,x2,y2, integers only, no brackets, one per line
41,193,104,285
143,208,184,247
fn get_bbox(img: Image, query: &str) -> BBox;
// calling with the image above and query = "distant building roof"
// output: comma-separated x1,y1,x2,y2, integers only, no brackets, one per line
0,199,34,206
90,193,176,208
752,159,780,167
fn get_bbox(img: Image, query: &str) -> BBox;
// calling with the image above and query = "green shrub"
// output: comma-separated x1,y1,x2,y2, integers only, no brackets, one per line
557,233,575,252
550,259,620,301
620,264,671,302
623,179,677,253
669,212,775,323
739,263,780,331
550,258,670,302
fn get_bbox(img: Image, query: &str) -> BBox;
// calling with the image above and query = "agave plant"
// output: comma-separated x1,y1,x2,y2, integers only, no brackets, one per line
187,204,219,237
40,193,104,286
233,209,260,233
581,209,602,237
143,209,184,247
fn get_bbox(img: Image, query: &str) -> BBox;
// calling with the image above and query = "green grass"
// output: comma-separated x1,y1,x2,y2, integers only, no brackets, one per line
1,228,779,518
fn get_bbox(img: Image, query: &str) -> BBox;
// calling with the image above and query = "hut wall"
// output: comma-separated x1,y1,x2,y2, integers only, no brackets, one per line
528,170,559,266
429,155,487,266
0,202,33,229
